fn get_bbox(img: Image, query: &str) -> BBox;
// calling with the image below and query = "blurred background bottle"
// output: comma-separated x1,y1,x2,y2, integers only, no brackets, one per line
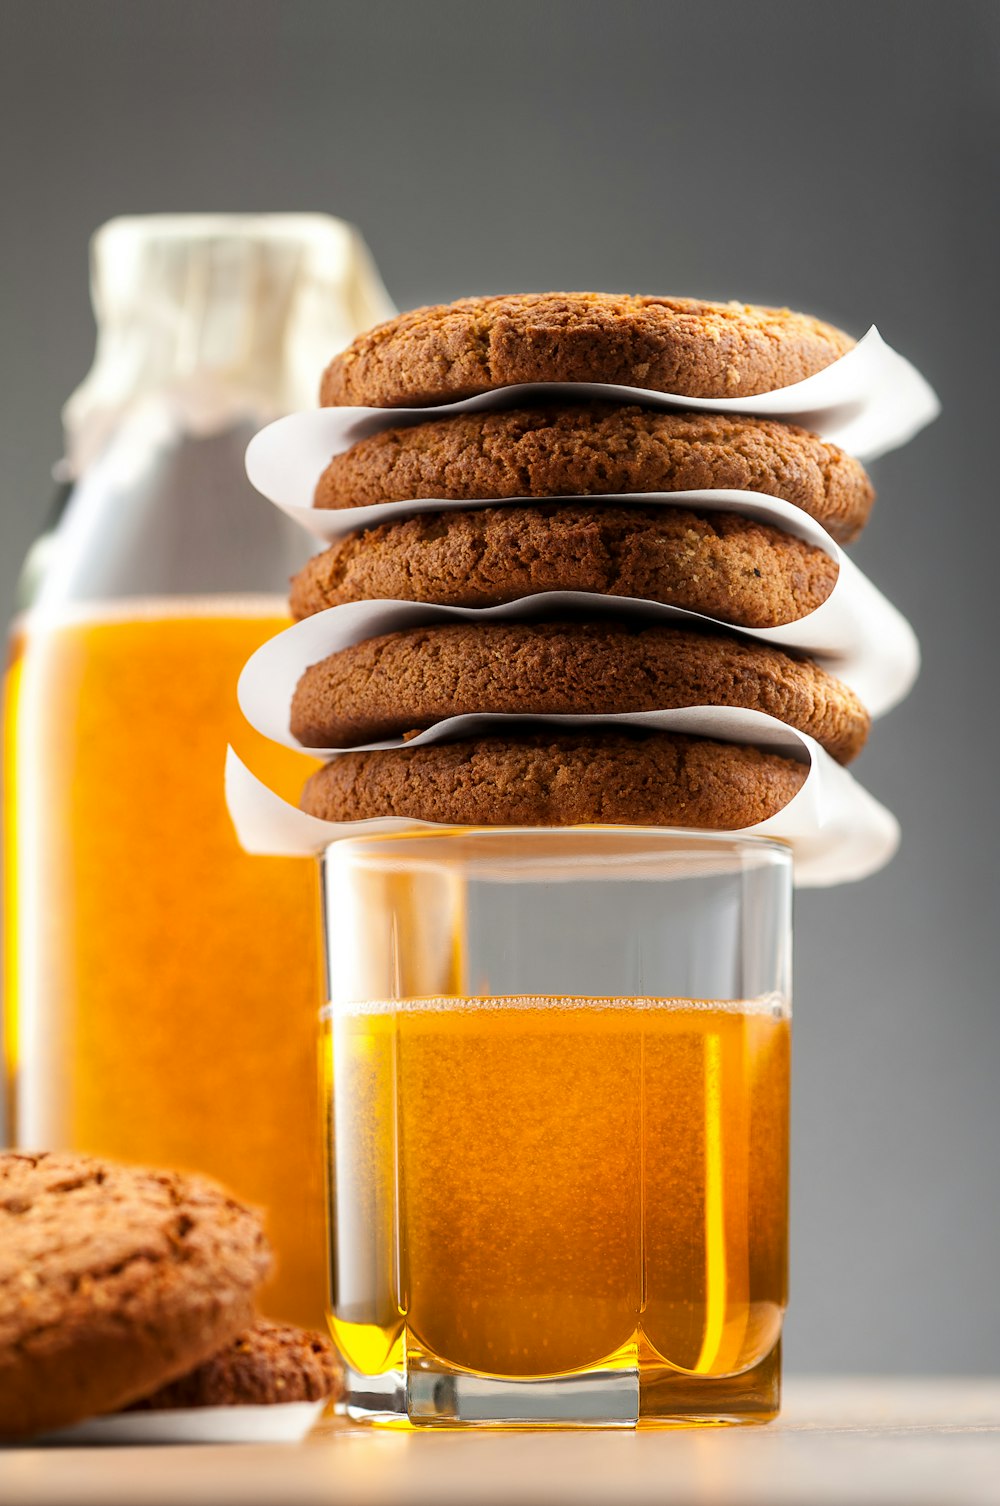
2,214,392,1327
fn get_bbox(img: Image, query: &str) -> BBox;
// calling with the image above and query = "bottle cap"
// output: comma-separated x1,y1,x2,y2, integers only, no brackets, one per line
62,214,395,476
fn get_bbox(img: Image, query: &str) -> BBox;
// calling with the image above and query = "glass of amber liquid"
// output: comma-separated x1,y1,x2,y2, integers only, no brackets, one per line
321,826,791,1428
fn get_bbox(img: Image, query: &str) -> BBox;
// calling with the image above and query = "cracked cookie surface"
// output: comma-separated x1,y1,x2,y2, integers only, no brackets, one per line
320,293,855,408
290,503,839,627
290,620,869,763
0,1151,271,1438
315,404,873,542
129,1319,342,1410
300,728,809,828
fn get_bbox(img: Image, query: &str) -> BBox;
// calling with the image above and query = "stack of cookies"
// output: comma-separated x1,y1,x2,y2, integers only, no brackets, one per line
281,293,883,834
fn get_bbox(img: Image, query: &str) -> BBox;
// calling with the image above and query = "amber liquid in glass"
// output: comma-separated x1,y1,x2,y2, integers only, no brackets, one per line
325,995,789,1412
3,597,325,1327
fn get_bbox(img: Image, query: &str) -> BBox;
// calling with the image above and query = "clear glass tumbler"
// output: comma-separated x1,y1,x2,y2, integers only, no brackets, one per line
320,827,791,1428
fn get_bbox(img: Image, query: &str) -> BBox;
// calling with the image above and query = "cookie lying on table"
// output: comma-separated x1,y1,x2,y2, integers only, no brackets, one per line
0,1152,339,1440
127,1319,340,1411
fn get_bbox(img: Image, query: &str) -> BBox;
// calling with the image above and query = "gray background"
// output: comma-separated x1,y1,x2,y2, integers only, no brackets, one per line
1,0,997,1374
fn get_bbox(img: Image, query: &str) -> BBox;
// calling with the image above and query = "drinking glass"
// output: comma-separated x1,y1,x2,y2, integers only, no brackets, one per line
320,826,791,1427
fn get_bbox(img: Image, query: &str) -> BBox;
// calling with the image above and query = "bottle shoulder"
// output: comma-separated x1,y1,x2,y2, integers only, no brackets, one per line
22,415,310,611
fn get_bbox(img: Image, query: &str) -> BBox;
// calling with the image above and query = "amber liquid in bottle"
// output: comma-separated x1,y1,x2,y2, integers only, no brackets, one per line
4,599,325,1325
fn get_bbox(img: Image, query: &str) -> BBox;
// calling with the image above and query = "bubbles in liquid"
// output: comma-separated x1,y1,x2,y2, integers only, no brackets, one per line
322,990,789,1019
326,995,789,1381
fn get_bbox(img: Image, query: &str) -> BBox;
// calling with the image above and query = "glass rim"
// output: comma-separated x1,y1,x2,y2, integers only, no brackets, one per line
319,825,793,883
322,824,791,850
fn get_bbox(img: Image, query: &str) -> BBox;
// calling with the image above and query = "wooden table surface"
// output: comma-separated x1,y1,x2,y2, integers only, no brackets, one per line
3,1378,999,1506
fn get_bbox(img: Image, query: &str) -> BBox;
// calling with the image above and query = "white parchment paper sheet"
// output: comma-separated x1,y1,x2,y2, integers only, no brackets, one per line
246,326,938,466
37,1398,325,1446
237,587,915,750
225,703,899,887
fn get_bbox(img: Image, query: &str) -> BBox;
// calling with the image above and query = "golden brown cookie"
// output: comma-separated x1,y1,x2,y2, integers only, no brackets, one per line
315,404,873,542
0,1152,271,1440
128,1320,342,1410
290,620,869,763
320,293,855,408
290,504,838,628
299,728,808,829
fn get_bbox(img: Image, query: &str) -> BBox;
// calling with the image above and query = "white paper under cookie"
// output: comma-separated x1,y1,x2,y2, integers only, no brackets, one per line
245,326,938,468
237,586,915,752
37,1398,325,1445
225,706,899,887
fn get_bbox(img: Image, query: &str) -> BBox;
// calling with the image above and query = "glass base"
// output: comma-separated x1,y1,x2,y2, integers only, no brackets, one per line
341,1344,781,1429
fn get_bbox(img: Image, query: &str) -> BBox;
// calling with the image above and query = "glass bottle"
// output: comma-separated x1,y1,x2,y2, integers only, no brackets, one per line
2,214,393,1328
